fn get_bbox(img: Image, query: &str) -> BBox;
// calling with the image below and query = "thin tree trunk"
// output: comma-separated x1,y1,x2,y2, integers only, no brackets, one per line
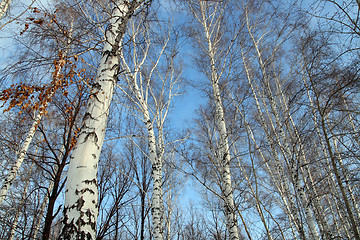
332,134,360,223
42,161,66,239
320,116,360,240
135,85,165,240
304,78,352,238
0,112,41,205
275,76,332,239
245,17,320,238
304,66,360,239
197,3,240,238
118,24,175,239
233,144,275,240
241,50,305,240
30,180,53,239
140,187,146,240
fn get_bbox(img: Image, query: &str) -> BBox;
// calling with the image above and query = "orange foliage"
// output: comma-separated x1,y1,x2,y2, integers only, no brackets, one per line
0,50,86,116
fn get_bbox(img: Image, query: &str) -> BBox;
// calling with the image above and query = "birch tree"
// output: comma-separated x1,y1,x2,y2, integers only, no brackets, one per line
116,14,182,239
60,1,151,238
299,31,360,239
185,1,241,238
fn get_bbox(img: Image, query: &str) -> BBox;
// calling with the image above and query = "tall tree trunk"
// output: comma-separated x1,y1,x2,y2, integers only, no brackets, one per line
211,77,239,240
245,16,320,238
276,76,332,239
137,88,165,240
119,27,174,239
304,78,353,238
319,115,360,240
59,1,147,238
233,143,275,240
195,2,240,238
42,162,66,240
304,66,360,239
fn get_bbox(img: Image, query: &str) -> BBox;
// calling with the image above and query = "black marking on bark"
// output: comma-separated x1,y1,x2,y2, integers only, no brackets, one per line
92,82,101,90
103,50,111,57
76,197,85,211
84,178,97,185
84,112,95,121
59,207,77,239
75,186,96,195
111,63,119,71
92,154,96,159
84,131,98,144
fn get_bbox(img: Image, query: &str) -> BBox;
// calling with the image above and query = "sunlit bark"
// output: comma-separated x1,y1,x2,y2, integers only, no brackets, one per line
60,1,149,238
117,16,179,240
0,0,11,19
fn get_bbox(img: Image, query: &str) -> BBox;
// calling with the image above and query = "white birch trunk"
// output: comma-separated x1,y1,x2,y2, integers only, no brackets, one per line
212,82,239,240
0,0,11,19
118,19,179,239
0,112,40,205
122,64,165,240
203,19,240,240
333,135,360,222
147,119,164,240
193,2,240,238
303,72,360,239
275,77,332,238
60,1,139,238
308,96,351,238
233,143,274,240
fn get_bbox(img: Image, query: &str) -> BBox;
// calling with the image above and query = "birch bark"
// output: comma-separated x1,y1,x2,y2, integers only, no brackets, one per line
0,112,41,205
241,8,324,238
118,17,180,239
196,2,240,238
303,61,360,239
304,77,353,238
60,1,148,238
0,0,11,19
120,49,163,240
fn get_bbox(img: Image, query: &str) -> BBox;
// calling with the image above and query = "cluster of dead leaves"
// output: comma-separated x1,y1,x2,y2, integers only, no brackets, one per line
0,51,85,116
20,7,59,35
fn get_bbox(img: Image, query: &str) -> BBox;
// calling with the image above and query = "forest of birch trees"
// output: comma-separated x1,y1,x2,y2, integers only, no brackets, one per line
0,0,359,239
